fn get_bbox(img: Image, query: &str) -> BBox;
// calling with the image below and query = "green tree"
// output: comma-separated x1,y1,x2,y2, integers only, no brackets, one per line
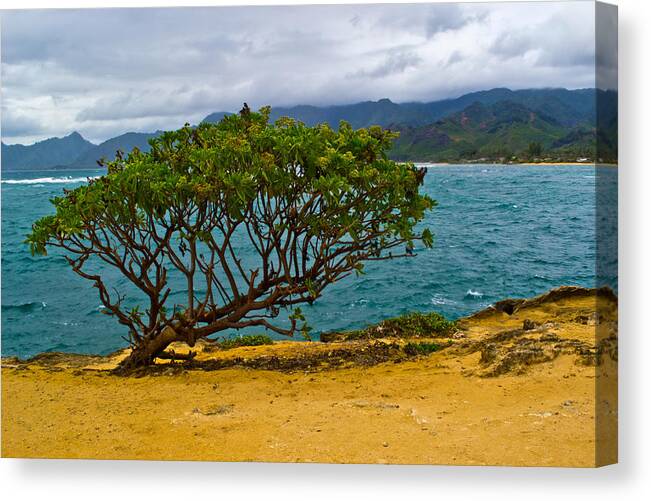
527,141,543,159
27,106,436,370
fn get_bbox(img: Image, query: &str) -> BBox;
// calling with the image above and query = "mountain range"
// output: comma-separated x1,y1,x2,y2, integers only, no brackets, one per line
1,87,618,171
391,98,616,162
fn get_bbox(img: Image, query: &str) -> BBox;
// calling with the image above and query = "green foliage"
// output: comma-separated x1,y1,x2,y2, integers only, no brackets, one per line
380,311,456,338
527,141,543,159
403,341,443,356
26,105,435,366
389,99,616,163
215,334,274,350
323,311,456,342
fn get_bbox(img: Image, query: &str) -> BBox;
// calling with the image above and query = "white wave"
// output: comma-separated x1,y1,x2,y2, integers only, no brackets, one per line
1,176,99,185
464,289,484,299
348,298,370,309
430,294,455,306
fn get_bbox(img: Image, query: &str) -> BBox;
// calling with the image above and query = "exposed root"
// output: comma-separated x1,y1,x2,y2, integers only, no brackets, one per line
121,341,421,377
156,350,197,361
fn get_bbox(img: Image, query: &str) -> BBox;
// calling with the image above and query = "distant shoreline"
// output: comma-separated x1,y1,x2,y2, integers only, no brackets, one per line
1,162,618,175
412,161,618,168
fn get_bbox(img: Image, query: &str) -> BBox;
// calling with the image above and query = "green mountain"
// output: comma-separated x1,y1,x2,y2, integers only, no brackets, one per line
1,88,617,171
1,132,95,171
389,94,617,163
390,100,564,161
202,88,598,129
67,131,163,168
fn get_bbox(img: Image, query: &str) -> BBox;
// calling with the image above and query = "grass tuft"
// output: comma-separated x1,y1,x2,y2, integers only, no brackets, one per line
214,334,274,350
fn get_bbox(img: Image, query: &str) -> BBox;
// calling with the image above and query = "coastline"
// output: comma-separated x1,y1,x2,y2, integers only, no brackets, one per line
1,162,618,177
413,161,618,168
1,286,618,466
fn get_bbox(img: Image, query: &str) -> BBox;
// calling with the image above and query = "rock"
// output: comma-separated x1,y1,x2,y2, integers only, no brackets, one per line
522,319,537,331
480,343,498,365
493,298,526,315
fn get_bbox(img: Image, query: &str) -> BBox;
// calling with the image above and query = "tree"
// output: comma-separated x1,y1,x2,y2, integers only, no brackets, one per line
527,141,543,159
27,106,436,371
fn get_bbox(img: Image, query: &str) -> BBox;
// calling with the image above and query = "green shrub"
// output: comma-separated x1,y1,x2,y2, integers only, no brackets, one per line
380,312,456,338
320,311,456,342
216,334,274,350
403,341,443,356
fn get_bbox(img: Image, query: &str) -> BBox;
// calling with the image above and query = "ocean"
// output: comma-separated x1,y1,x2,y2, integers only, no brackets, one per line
1,164,617,358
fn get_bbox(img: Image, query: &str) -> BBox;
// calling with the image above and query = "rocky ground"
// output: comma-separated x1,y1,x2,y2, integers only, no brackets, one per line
1,286,617,466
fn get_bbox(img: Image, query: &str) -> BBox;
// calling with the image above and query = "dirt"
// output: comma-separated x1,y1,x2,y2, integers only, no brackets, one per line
1,286,618,466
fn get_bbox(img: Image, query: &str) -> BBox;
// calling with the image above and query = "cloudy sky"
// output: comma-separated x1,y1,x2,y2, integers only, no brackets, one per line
1,1,608,145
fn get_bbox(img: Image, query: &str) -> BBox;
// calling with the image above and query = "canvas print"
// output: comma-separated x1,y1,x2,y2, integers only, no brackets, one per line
0,1,618,466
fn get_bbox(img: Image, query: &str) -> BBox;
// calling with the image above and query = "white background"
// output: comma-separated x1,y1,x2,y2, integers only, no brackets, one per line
0,0,649,499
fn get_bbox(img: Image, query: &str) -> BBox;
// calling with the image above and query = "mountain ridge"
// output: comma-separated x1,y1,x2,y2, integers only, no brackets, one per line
1,132,96,171
1,87,617,170
390,97,616,163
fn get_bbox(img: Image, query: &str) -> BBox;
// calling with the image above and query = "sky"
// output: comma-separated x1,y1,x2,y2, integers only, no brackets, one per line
0,1,613,145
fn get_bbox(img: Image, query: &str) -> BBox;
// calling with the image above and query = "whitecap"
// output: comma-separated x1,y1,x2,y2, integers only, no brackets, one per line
430,294,455,306
349,298,370,308
1,176,100,185
464,289,484,299
57,321,79,327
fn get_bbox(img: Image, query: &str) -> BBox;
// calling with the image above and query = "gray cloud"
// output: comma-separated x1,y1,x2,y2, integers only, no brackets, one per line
489,11,596,69
445,51,464,67
349,50,422,79
0,2,603,145
425,4,483,38
1,108,49,138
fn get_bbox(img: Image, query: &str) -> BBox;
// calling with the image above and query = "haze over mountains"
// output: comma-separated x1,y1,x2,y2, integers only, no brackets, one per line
1,87,618,171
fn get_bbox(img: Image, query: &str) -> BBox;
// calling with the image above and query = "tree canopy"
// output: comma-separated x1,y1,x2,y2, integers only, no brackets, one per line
27,106,436,370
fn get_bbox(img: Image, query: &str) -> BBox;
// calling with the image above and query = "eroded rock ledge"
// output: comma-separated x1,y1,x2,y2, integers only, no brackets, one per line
1,285,617,377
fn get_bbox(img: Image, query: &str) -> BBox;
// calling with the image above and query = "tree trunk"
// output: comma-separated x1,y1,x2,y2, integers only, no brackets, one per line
116,326,181,373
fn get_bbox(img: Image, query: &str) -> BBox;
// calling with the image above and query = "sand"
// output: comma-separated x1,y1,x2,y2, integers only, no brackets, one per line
1,287,617,466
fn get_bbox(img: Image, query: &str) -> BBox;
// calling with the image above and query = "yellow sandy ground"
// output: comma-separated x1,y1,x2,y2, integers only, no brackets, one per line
1,289,617,466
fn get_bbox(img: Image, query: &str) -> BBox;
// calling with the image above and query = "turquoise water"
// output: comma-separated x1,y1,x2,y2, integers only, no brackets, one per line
1,165,617,358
